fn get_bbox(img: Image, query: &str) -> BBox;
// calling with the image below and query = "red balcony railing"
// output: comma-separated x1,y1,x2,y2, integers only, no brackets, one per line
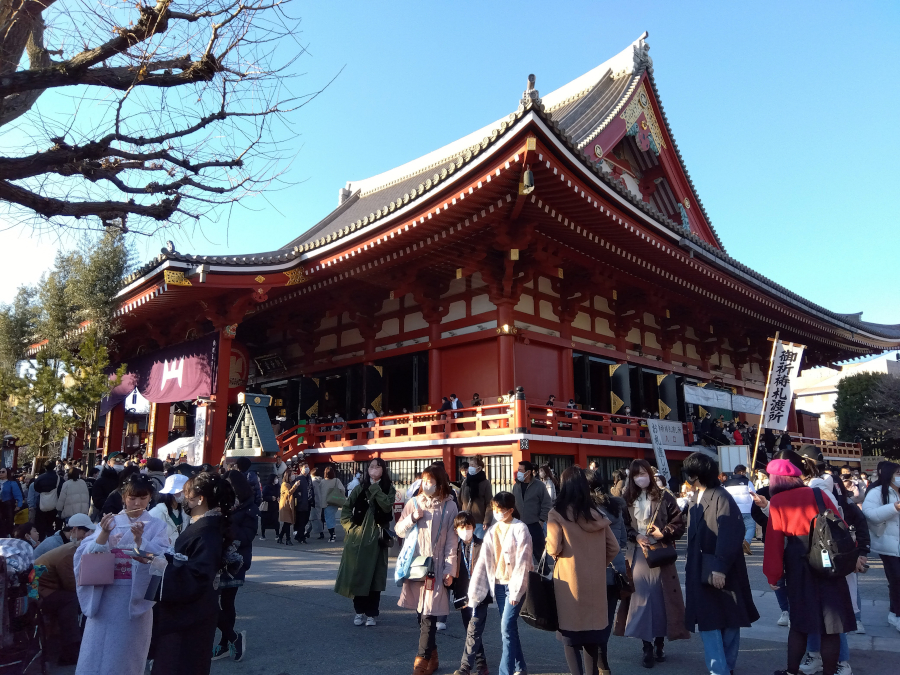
524,405,695,445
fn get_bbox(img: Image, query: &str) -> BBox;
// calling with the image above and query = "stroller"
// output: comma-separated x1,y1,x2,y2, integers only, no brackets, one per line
0,539,47,675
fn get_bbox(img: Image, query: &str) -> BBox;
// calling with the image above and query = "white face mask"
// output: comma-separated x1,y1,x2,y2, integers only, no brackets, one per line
457,528,474,542
422,482,437,496
516,471,525,482
468,467,477,475
893,475,900,488
634,475,651,489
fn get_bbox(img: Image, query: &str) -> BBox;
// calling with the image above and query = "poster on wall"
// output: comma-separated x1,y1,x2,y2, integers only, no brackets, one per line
646,419,685,482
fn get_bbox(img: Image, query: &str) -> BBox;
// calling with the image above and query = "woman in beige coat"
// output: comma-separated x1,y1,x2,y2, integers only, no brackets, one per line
395,464,458,675
547,466,620,675
277,468,299,545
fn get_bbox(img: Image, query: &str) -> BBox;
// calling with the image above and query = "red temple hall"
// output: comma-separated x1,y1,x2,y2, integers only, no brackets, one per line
101,33,899,489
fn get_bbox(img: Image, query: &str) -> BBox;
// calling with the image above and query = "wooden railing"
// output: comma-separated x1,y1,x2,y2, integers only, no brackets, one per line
785,434,862,458
524,405,695,446
300,404,514,448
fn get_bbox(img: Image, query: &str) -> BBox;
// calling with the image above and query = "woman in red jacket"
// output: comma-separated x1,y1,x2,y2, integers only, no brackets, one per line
763,458,855,675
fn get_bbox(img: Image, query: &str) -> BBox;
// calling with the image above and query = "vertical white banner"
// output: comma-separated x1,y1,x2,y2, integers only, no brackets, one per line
761,341,804,431
647,419,684,482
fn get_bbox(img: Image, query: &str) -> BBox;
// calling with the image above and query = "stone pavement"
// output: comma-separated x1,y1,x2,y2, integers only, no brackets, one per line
47,538,898,674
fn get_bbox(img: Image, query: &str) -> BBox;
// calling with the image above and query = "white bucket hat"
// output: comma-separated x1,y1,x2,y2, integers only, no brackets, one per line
159,473,189,495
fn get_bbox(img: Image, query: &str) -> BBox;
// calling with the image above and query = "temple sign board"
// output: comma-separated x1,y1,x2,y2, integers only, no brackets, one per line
647,419,684,482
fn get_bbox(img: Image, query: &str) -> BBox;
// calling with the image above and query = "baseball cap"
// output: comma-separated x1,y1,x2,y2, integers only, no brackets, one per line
159,474,189,494
66,513,97,530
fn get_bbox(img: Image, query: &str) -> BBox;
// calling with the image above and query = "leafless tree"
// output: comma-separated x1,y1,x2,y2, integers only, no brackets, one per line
0,0,323,236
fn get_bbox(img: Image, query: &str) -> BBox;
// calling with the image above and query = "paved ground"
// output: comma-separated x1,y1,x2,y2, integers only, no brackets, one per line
47,536,898,675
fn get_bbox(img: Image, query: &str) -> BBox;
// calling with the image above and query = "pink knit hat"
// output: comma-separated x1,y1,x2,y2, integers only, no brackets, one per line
766,458,802,477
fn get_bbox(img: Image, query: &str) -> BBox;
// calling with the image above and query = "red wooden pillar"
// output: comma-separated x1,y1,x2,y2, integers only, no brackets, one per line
104,402,125,457
206,330,233,465
147,402,170,457
497,301,516,395
560,346,574,402
428,321,442,410
442,445,455,481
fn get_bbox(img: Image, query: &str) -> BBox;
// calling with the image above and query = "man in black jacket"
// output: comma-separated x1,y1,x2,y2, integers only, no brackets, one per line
90,467,120,522
292,462,316,543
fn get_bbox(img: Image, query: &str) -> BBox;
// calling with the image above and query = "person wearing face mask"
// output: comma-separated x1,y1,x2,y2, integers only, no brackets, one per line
260,474,280,540
35,516,95,665
862,460,900,634
277,468,299,545
467,492,532,675
460,456,493,539
73,474,170,675
335,458,397,628
149,473,189,547
450,511,491,675
614,458,689,668
512,460,551,562
151,472,237,675
396,464,459,675
13,520,41,548
538,464,559,503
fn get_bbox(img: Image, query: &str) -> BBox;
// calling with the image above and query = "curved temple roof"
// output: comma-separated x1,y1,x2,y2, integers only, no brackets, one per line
117,33,899,346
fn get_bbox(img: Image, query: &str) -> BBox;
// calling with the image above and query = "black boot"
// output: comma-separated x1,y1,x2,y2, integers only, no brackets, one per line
642,641,655,668
654,637,666,662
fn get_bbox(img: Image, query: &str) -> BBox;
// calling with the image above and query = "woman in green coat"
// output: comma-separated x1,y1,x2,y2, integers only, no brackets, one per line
334,458,397,626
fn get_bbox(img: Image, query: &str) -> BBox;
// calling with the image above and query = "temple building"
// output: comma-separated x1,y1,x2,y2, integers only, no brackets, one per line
98,33,899,490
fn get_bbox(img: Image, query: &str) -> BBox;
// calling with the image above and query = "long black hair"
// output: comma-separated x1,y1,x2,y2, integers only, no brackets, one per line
225,469,253,504
360,457,392,494
585,470,622,518
555,466,597,523
874,460,900,505
185,471,236,552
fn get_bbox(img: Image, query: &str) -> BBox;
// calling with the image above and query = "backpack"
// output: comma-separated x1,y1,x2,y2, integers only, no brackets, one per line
806,488,857,579
39,474,60,512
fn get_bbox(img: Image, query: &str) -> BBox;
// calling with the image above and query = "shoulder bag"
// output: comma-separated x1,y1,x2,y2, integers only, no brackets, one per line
326,485,347,507
408,503,447,582
39,474,60,512
644,495,677,569
521,551,559,632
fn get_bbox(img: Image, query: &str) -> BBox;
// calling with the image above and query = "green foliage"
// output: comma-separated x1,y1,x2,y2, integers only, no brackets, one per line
866,375,900,458
834,371,895,455
0,232,131,462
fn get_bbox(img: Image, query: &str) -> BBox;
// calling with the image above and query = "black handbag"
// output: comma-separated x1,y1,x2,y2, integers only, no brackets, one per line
607,562,630,593
644,496,678,569
520,552,558,632
378,527,394,549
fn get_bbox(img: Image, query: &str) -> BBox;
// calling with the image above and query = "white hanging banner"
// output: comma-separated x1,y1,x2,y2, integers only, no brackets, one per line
683,385,762,416
761,340,805,431
646,419,684,482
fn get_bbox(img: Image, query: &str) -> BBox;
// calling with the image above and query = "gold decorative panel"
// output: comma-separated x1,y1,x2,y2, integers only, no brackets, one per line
164,270,192,286
610,392,624,414
284,268,307,286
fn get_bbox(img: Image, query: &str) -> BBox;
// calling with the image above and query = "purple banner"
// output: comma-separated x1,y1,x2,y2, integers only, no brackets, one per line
101,334,219,415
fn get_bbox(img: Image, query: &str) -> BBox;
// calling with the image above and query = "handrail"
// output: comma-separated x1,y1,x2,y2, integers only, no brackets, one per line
524,404,695,446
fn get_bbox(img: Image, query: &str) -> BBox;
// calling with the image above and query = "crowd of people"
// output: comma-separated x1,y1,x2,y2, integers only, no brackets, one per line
0,453,263,674
2,442,900,675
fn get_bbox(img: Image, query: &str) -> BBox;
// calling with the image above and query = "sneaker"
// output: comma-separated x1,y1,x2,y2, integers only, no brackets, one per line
354,613,365,626
799,651,823,675
834,662,852,675
853,620,865,634
366,616,377,627
777,610,790,626
436,621,447,631
212,644,230,661
230,631,245,662
329,535,337,542
890,612,900,629
259,535,266,541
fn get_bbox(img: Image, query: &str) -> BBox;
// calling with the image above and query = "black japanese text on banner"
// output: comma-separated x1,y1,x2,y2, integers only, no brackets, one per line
761,341,804,431
646,419,684,482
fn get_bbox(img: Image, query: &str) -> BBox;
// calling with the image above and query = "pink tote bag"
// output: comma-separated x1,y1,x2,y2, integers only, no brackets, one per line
78,551,115,586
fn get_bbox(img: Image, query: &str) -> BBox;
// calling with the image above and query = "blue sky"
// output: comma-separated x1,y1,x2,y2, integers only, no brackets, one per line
1,0,898,325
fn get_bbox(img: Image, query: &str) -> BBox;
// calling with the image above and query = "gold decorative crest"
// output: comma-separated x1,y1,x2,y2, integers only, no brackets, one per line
255,275,266,283
284,268,307,286
620,82,666,151
658,399,672,418
164,270,192,286
610,392,625,414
